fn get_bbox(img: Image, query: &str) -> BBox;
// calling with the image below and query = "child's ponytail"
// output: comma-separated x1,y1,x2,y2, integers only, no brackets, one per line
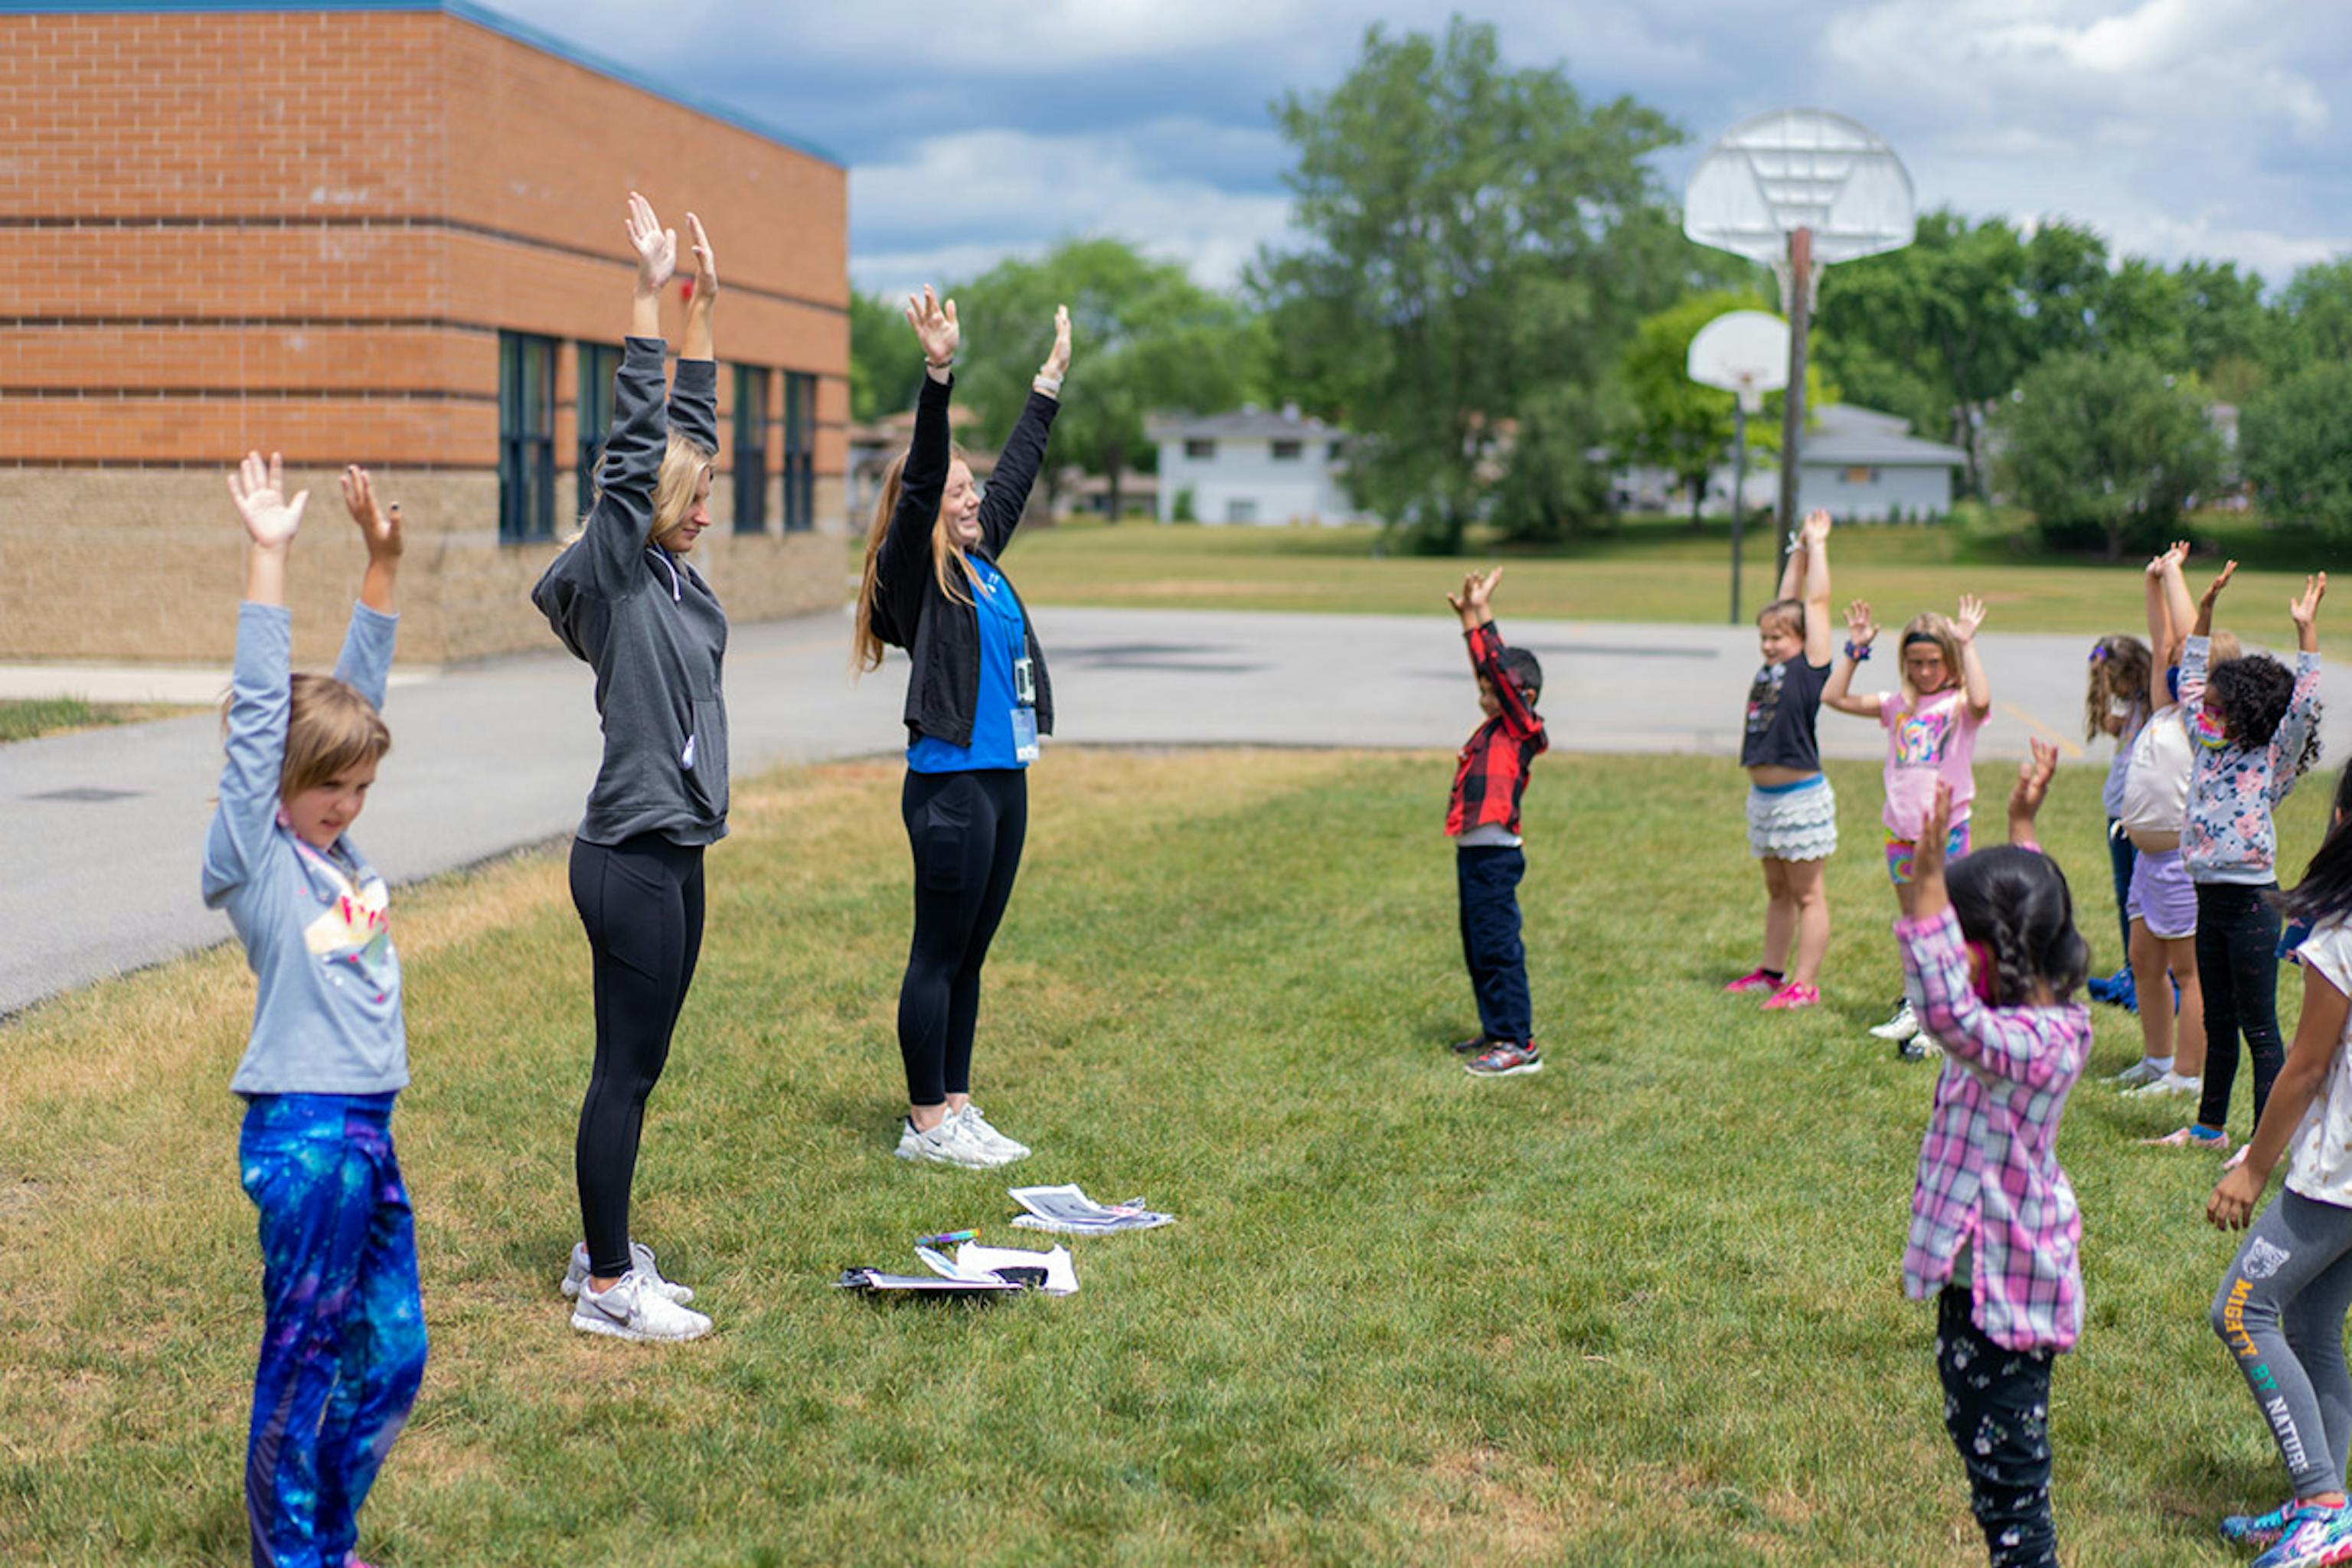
2278,766,2352,928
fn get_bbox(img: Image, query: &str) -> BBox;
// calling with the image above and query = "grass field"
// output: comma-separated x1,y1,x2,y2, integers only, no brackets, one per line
989,513,2330,636
0,748,2337,1565
0,696,197,743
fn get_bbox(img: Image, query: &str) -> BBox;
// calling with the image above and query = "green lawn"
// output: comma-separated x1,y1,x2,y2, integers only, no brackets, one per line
0,749,2334,1565
0,696,197,743
986,513,2330,635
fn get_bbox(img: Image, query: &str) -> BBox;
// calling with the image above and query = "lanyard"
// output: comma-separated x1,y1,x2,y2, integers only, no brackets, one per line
975,563,1033,707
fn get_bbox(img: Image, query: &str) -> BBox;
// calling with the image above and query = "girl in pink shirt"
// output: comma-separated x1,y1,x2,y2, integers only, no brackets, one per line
1825,594,1994,1054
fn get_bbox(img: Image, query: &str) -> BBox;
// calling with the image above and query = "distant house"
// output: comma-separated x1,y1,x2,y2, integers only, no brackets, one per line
845,404,992,530
1795,404,1967,521
1148,406,1364,525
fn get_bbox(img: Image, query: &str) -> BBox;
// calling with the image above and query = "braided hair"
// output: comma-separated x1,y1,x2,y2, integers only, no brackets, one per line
1946,846,2090,1006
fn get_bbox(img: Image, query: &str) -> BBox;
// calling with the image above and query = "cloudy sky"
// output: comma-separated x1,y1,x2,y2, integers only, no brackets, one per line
498,0,2352,300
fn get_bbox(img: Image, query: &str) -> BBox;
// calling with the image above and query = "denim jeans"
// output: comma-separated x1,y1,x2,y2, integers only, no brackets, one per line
1458,845,1532,1044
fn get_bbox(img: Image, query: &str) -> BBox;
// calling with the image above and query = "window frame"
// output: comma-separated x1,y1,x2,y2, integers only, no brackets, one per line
1184,438,1216,461
498,330,557,544
1270,439,1303,461
733,363,771,534
782,371,816,532
575,341,620,512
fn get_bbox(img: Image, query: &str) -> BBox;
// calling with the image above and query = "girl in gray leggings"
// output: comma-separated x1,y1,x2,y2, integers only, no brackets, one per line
2207,762,2352,1567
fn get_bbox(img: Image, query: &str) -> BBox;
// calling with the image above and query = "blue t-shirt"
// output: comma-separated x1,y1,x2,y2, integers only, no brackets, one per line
907,558,1032,773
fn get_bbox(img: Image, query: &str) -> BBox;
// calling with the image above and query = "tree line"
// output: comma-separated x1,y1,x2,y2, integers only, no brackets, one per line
849,16,2352,557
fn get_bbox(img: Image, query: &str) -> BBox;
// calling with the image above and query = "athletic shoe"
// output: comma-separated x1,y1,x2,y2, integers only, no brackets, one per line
954,1105,1030,1163
1760,982,1819,1011
1868,1000,1920,1042
2125,1071,2203,1099
2141,1125,2231,1152
2224,1498,2309,1548
1465,1040,1543,1077
1897,1037,1935,1062
569,1271,712,1344
2108,1057,2165,1089
2087,971,2122,1004
1722,969,1780,997
894,1113,1000,1170
561,1240,694,1305
2252,1501,2352,1568
1451,1033,1494,1054
2226,1144,2252,1172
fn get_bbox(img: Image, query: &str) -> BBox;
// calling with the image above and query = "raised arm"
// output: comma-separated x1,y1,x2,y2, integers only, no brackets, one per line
2177,560,2238,712
205,452,308,900
566,195,682,599
1821,597,1883,717
1954,593,1991,721
333,466,400,709
1798,511,1833,666
626,191,674,344
2161,541,2197,664
2007,737,2057,848
1447,569,1540,738
2145,544,2183,712
2270,573,2328,798
878,287,959,596
668,212,718,454
976,305,1070,557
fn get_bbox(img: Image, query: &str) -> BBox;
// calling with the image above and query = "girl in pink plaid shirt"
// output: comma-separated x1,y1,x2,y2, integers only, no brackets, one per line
1896,761,2092,1568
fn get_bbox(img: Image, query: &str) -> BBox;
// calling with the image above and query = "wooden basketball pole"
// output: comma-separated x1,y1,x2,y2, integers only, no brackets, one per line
1775,225,1813,577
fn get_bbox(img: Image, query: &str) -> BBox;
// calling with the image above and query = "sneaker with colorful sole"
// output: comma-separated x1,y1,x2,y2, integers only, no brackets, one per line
1760,983,1819,1011
1465,1040,1543,1077
1722,969,1780,996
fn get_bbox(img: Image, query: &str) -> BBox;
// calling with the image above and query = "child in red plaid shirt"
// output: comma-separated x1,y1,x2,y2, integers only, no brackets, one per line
1442,569,1548,1077
1897,754,2092,1568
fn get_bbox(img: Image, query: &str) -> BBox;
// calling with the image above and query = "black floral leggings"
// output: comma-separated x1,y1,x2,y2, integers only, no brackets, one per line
1938,1289,2057,1568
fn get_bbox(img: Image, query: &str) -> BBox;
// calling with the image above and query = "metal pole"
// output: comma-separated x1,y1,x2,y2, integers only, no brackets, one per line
1776,224,1813,577
1728,400,1748,625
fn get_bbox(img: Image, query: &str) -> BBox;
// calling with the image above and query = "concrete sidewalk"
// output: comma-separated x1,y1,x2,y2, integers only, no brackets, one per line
7,603,2347,1018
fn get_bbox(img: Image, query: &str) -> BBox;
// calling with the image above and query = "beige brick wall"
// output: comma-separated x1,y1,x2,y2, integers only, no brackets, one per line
1,466,847,665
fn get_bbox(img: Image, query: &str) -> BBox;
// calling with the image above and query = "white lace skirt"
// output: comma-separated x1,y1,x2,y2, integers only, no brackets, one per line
1747,776,1838,861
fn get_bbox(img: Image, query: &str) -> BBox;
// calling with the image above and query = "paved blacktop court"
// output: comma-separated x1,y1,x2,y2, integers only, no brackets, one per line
6,604,2350,1018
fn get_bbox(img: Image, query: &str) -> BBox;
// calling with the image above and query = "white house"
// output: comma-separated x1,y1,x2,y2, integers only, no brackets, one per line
1148,406,1365,525
1794,403,1967,522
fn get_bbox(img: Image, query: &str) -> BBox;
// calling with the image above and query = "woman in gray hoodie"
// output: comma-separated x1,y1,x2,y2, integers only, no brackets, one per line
531,193,723,1344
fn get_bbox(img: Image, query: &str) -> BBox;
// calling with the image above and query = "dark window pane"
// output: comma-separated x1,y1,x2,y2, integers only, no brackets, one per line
499,331,557,542
733,364,770,534
1271,439,1302,460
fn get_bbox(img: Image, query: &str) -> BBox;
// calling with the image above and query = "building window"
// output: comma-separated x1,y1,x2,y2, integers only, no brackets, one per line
1327,440,1345,462
576,341,619,510
498,331,557,543
1185,438,1216,460
733,364,770,533
782,371,815,532
1270,439,1302,461
1842,466,1880,484
1226,498,1258,524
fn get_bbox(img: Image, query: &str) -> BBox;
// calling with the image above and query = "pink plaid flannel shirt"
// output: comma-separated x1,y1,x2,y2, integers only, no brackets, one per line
1896,905,2092,1352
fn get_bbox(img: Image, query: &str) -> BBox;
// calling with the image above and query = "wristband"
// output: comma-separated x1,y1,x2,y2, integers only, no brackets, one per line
1843,640,1873,662
926,357,954,371
1033,372,1063,396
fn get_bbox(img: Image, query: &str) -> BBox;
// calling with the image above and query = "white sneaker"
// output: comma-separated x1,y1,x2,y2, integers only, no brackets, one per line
2127,1071,2203,1099
1868,1001,1920,1042
895,1114,999,1169
569,1271,712,1343
561,1240,694,1305
2109,1058,2165,1089
955,1106,1030,1163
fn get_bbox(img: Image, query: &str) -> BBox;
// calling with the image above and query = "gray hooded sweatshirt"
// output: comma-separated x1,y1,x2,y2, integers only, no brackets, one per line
531,336,728,847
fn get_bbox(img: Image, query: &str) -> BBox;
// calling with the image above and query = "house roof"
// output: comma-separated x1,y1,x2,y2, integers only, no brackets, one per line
1148,406,1346,442
1800,403,1967,469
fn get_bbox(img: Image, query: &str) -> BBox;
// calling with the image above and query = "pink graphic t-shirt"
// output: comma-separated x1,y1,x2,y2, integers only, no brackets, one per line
1880,688,1984,839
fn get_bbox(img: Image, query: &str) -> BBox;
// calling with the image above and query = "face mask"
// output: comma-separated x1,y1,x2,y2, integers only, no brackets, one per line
1964,939,1999,1005
2194,707,2230,750
2110,697,2135,720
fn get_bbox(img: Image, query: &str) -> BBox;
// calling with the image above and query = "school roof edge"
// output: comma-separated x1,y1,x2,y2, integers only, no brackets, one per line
0,0,848,169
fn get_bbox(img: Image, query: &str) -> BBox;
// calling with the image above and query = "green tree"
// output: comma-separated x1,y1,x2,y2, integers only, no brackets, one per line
1251,17,1691,552
1995,351,2223,559
848,289,920,423
2241,361,2352,536
950,238,1263,521
1618,289,1830,528
2270,260,2352,378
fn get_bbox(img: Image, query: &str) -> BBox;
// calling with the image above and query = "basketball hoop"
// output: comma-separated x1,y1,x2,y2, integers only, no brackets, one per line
1687,311,1792,622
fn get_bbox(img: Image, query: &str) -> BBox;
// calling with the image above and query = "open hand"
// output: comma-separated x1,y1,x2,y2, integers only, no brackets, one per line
684,211,717,311
1914,780,1955,884
2209,1161,2264,1230
1953,594,1988,644
1801,508,1831,546
1843,598,1877,646
1464,567,1502,614
2009,738,2057,831
2200,559,2240,610
626,191,677,292
338,466,400,560
226,451,308,548
906,284,959,366
1040,304,1071,381
2292,571,2328,632
2148,539,2190,579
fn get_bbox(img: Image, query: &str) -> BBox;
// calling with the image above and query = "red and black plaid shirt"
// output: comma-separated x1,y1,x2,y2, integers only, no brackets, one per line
1446,620,1548,837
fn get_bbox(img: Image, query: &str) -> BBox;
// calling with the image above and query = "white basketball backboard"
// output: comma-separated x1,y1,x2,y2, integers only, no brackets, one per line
1684,109,1914,267
1687,310,1790,413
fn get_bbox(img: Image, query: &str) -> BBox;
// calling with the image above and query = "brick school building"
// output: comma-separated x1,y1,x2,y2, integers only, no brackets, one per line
0,0,850,666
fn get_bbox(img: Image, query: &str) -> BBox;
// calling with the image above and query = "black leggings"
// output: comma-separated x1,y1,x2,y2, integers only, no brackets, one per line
2196,880,2285,1135
1937,1289,2057,1567
899,768,1027,1108
569,832,704,1279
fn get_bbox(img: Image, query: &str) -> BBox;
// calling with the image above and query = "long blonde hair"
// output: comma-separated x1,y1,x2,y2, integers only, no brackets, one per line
851,446,975,676
1898,612,1967,704
566,431,714,551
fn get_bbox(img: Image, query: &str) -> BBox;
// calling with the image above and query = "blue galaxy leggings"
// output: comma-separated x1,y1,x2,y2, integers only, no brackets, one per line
240,1093,427,1568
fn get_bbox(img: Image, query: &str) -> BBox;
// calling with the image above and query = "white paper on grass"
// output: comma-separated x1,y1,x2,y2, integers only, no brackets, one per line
913,1243,1078,1295
1006,1184,1176,1233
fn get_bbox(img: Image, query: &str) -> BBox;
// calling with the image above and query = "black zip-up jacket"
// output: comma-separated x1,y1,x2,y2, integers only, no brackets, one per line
871,371,1060,749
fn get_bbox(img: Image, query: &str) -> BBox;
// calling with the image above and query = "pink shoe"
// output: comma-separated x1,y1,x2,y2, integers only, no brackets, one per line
1761,983,1819,1011
1723,968,1780,996
2223,1144,2251,1171
2141,1125,2231,1152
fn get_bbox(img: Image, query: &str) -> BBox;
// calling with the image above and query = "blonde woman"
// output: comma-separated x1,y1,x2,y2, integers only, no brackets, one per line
852,286,1071,1167
531,193,721,1341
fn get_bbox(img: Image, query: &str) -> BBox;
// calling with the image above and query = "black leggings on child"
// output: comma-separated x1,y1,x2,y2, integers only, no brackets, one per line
2195,880,2285,1135
1938,1289,2057,1568
899,768,1027,1108
569,832,704,1280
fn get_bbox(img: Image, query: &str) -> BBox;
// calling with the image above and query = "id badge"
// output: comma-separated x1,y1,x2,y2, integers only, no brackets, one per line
1013,655,1036,706
1011,706,1040,764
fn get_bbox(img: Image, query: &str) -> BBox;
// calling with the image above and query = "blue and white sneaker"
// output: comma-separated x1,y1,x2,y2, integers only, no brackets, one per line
2252,1501,2352,1568
2224,1497,2309,1548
